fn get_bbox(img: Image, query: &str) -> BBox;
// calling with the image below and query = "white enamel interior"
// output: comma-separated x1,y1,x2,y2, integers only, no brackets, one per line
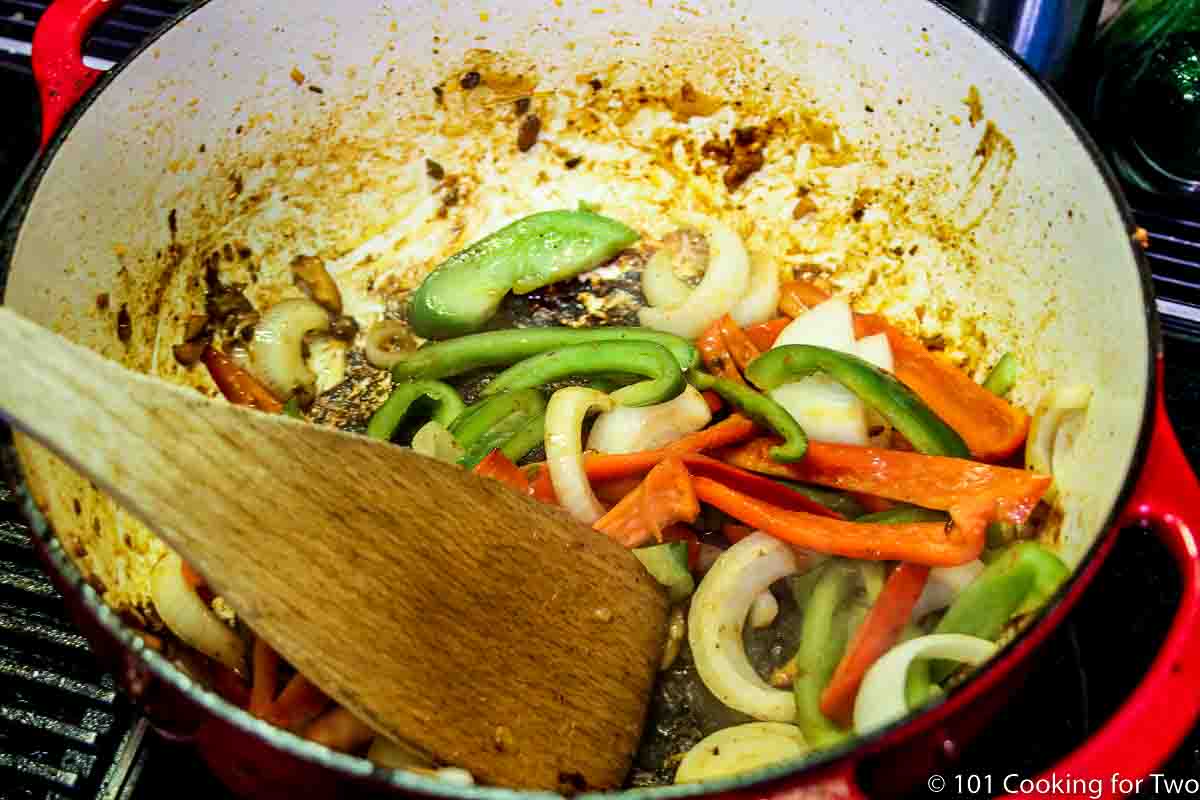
3,0,1151,791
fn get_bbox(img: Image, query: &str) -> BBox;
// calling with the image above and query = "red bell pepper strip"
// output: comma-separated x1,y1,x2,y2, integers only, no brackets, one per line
819,562,931,724
526,415,761,499
719,437,1050,526
249,637,281,718
594,457,700,547
718,314,762,374
265,674,331,731
744,317,791,351
660,523,703,570
693,476,988,567
203,346,283,413
473,449,531,494
701,390,724,413
697,317,746,383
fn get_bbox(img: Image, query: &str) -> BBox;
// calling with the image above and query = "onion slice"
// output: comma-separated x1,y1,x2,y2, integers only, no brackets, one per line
411,421,465,464
689,532,798,721
639,213,751,339
730,256,781,328
364,320,420,369
853,633,997,733
641,246,693,310
1026,384,1092,503
150,553,247,674
250,298,331,398
545,387,615,523
586,385,711,454
911,560,986,621
676,722,808,784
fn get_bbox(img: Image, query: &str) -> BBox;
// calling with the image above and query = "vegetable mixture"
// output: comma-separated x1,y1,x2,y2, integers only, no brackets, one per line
163,206,1088,789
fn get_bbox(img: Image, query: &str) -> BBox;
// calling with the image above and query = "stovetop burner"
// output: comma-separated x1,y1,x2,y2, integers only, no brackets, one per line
1,2,1199,798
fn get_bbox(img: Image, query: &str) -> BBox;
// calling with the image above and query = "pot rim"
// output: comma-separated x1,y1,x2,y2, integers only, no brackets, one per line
0,1,1159,797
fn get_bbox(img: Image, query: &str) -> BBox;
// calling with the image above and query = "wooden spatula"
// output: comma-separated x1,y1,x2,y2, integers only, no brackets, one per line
0,308,668,792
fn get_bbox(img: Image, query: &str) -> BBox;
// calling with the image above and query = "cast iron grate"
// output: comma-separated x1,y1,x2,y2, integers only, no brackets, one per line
0,1,191,70
0,430,146,800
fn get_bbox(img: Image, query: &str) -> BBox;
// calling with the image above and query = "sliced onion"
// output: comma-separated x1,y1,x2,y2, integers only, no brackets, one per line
411,421,464,463
853,634,997,733
911,560,986,621
856,332,894,373
586,385,711,454
1026,384,1092,503
660,604,687,670
150,553,247,674
638,213,750,339
364,320,420,369
367,737,443,774
730,256,781,327
545,387,615,524
676,722,808,784
689,532,798,721
749,590,779,629
641,246,693,309
770,297,869,445
250,299,331,398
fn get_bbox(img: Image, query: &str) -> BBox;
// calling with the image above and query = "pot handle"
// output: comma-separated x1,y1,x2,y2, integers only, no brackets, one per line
1020,355,1200,798
32,0,117,148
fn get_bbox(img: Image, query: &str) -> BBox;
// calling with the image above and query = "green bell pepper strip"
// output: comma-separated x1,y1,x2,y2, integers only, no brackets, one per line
688,369,808,462
281,397,304,420
745,345,970,459
771,479,866,519
857,506,950,525
983,353,1019,397
366,380,466,442
793,561,856,747
905,541,1069,704
407,210,639,339
389,327,698,383
451,389,547,469
498,411,546,465
479,341,684,407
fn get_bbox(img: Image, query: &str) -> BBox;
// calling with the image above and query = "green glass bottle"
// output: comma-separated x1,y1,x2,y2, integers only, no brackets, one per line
1090,0,1200,194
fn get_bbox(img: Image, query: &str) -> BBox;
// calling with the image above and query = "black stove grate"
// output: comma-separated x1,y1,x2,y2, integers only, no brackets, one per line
0,449,147,800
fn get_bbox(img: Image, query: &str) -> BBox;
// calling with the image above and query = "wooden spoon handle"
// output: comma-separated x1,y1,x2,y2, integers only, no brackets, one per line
0,308,667,790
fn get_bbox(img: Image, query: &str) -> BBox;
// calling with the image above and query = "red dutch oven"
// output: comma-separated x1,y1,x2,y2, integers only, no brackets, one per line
4,0,1200,798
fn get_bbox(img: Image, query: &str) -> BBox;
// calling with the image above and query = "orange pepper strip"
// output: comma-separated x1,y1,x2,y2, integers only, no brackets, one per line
593,476,645,505
693,476,987,566
778,279,1029,461
265,674,331,731
744,317,791,351
697,317,746,384
719,438,1050,526
854,314,1030,461
722,522,755,544
249,637,281,718
526,415,761,498
594,457,700,548
302,706,376,753
779,280,835,316
701,390,724,413
473,449,531,494
718,314,762,374
819,563,930,724
180,560,206,591
202,346,283,413
683,454,843,518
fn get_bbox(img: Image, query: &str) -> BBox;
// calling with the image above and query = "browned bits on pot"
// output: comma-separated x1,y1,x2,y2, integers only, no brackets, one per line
183,314,209,342
793,193,818,220
308,85,324,94
514,96,531,115
589,77,603,91
172,340,207,367
669,81,722,120
167,208,177,237
425,158,445,181
95,292,109,311
116,306,132,344
433,84,444,105
459,70,482,90
290,67,305,85
291,254,343,314
724,149,764,191
330,315,359,341
564,156,583,170
517,114,541,152
494,725,516,753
